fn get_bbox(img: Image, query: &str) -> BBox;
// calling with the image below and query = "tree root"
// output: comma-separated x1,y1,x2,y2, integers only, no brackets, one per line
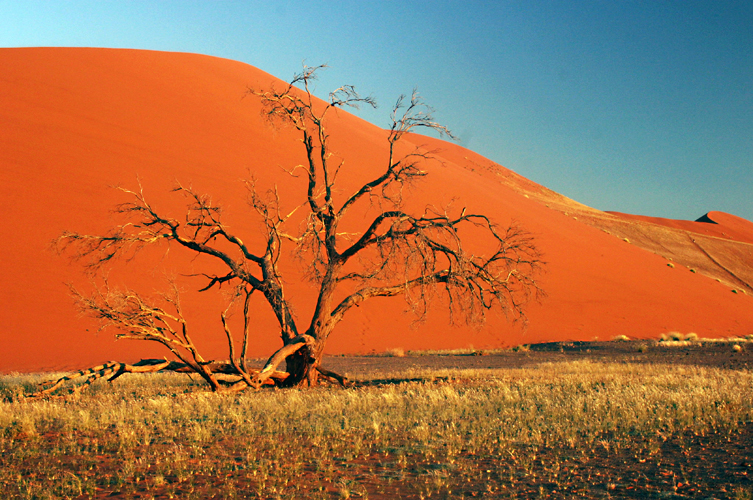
316,365,350,387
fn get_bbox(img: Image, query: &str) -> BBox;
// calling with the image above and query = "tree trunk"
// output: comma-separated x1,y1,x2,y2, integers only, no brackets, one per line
283,350,314,387
284,331,328,387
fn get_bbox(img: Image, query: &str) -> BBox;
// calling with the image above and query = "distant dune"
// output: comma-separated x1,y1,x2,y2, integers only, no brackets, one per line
2,47,752,373
607,211,753,245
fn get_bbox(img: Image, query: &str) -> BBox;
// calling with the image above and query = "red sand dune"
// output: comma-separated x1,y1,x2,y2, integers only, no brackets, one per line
2,47,752,373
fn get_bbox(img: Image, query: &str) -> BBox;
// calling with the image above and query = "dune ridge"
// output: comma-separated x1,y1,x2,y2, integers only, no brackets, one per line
1,47,752,373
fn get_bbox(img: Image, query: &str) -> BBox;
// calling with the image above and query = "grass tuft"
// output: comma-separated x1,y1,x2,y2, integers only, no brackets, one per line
383,347,405,358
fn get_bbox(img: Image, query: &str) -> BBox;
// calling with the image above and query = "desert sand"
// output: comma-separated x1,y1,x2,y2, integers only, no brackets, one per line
1,47,752,372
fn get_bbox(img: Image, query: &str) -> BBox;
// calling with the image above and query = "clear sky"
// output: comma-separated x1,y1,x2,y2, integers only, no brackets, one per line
2,0,751,221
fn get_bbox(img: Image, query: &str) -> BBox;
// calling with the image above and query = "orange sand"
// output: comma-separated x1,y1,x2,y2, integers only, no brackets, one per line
2,48,752,373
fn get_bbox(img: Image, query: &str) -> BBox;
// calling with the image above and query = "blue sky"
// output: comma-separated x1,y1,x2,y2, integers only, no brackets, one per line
2,0,751,221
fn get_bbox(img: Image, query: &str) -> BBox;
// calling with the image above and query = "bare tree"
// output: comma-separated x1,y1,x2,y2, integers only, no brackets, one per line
38,66,542,396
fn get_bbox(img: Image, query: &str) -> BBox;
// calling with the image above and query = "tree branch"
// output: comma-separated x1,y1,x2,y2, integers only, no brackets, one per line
250,334,314,388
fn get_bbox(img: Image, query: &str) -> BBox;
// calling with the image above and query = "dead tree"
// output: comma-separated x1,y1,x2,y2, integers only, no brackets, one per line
41,65,543,396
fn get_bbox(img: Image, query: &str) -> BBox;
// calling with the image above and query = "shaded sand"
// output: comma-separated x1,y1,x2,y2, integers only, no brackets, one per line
2,47,752,372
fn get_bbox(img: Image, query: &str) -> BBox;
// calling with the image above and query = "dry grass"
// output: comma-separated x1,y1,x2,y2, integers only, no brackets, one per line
1,360,752,498
657,333,753,348
375,346,508,357
382,348,405,358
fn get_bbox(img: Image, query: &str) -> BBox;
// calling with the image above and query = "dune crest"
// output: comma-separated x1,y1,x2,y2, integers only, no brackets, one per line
1,47,752,373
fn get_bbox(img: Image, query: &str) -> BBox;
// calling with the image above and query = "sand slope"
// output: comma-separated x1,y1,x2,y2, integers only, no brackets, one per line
2,47,752,373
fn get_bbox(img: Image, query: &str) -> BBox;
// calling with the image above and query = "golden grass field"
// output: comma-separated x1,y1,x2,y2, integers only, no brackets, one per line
2,340,752,499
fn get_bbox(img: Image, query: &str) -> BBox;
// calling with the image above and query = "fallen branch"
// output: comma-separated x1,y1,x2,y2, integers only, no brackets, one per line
32,359,290,398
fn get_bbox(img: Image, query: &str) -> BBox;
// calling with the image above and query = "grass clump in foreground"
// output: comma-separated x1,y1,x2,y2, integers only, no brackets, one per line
1,361,752,499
